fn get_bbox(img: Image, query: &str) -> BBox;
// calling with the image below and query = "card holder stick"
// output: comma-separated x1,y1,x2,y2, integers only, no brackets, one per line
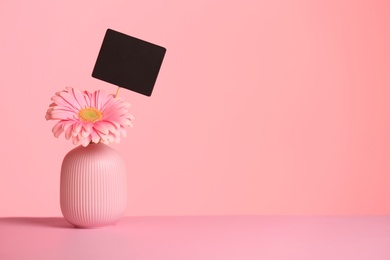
115,86,120,98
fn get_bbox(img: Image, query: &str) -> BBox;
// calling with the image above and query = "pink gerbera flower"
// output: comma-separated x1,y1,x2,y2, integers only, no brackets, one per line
45,87,134,147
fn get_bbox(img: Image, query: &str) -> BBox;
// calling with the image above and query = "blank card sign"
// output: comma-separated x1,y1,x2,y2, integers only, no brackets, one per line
92,29,167,96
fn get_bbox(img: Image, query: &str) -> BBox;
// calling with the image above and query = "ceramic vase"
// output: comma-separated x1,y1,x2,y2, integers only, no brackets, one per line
60,143,127,228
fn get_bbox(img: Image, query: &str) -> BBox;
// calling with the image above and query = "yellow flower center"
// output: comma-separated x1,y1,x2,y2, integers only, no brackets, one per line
78,107,103,123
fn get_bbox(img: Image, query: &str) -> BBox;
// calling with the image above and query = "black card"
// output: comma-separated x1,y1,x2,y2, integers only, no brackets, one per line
92,29,166,96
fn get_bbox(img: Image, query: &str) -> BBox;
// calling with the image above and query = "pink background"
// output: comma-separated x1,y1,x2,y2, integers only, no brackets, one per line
0,0,389,217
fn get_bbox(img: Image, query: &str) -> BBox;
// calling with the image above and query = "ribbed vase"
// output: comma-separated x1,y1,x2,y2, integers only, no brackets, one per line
60,143,127,228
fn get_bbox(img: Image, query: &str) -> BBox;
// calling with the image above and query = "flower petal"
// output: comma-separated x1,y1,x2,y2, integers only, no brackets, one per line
90,130,101,144
52,121,65,138
93,122,109,135
71,87,88,109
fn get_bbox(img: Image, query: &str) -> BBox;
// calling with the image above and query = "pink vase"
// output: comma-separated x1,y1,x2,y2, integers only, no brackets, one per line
60,143,127,228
